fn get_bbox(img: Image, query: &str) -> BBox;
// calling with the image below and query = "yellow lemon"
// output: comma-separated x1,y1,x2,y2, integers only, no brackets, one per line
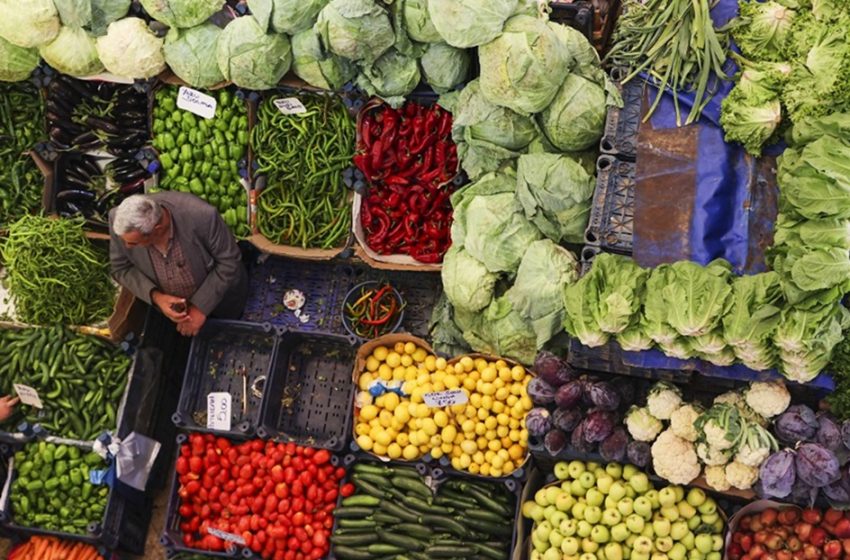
485,429,497,440
481,395,494,410
475,359,488,372
394,342,406,354
520,395,533,411
422,354,437,372
462,377,476,391
498,367,513,382
473,451,485,464
511,365,526,381
460,440,478,455
497,413,510,427
373,442,387,456
459,453,472,468
441,442,453,454
509,444,525,460
436,357,447,371
497,425,509,438
400,354,413,367
484,450,495,462
506,395,519,407
469,393,482,408
422,418,438,436
510,383,523,396
378,364,393,381
397,432,409,447
360,404,379,421
443,375,460,389
375,430,392,447
459,356,474,372
379,409,393,427
387,443,402,459
390,366,404,381
413,348,429,363
431,446,444,459
416,372,431,385
394,404,411,423
442,424,458,442
480,463,491,476
480,383,496,396
493,378,505,390
451,456,462,470
402,341,417,355
492,401,505,414
365,356,380,372
476,408,489,421
481,367,497,383
382,391,400,412
355,423,370,436
385,352,402,368
468,462,480,475
503,460,515,473
484,416,498,430
433,410,449,428
461,419,475,433
402,444,419,460
357,434,374,451
474,423,486,436
358,372,375,391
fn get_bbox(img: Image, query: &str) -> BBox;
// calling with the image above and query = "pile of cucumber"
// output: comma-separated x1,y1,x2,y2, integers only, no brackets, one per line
332,462,516,560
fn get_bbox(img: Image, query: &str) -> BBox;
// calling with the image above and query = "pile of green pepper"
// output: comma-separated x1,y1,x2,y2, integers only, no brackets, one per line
151,87,250,237
0,83,45,227
0,326,131,441
11,442,110,535
253,93,355,249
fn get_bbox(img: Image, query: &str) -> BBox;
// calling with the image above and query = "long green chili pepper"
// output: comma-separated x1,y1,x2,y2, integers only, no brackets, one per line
253,93,355,250
345,283,403,339
0,83,45,226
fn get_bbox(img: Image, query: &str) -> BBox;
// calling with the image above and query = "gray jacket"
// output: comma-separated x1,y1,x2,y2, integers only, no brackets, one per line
108,192,247,317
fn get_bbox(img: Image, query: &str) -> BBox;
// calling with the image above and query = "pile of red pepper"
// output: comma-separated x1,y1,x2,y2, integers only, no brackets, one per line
174,434,352,560
353,101,458,264
344,283,404,339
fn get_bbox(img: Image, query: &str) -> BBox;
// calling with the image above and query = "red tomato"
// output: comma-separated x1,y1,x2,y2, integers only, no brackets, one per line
175,457,189,475
292,512,306,527
339,483,355,497
188,456,203,474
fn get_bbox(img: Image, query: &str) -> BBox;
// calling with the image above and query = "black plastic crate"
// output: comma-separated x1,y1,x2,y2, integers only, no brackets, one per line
584,155,636,255
173,320,278,437
600,76,642,161
257,330,357,451
568,337,688,382
550,0,594,41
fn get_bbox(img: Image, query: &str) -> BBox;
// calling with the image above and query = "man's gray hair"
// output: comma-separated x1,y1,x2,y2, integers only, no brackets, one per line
113,195,163,236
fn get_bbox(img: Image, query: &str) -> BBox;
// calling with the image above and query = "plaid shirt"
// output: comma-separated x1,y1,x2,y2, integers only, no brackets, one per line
148,222,197,299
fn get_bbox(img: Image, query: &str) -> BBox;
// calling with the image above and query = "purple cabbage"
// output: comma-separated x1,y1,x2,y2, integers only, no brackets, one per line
774,404,818,446
841,419,850,451
599,427,629,462
554,380,583,410
527,378,556,405
533,351,573,387
553,408,582,433
758,450,796,499
544,429,568,455
627,441,651,468
526,408,552,437
579,375,600,407
787,477,819,508
570,421,595,454
616,379,637,406
583,409,617,443
817,412,843,452
588,381,621,412
795,442,841,488
823,469,850,507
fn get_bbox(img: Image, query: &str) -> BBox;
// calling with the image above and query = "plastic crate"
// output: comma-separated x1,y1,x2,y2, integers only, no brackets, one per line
257,330,357,452
173,320,278,438
550,0,594,41
568,338,689,383
600,76,642,161
584,155,636,255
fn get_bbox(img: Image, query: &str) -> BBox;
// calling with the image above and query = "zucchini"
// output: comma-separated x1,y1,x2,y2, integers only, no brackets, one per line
379,500,421,523
334,506,377,519
425,544,477,557
378,531,427,551
390,476,432,498
394,522,433,539
367,543,405,555
333,545,373,559
332,532,379,546
342,495,382,507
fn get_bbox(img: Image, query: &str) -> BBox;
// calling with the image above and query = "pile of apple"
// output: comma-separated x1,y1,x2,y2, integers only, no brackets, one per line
727,507,850,560
522,460,724,560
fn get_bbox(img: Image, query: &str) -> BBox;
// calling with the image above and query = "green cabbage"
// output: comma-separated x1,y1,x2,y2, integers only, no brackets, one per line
450,167,517,245
53,0,92,27
40,26,104,77
139,0,223,28
538,73,607,152
441,246,498,313
0,0,60,48
89,0,131,36
643,264,683,345
428,0,517,48
662,260,733,338
732,1,796,62
478,15,571,114
355,49,420,108
550,21,597,69
0,37,39,82
291,27,355,90
163,23,224,88
216,16,291,90
515,152,595,244
96,17,166,79
420,42,470,94
459,296,538,365
722,272,782,371
403,0,441,43
775,304,849,382
315,0,395,64
248,0,327,34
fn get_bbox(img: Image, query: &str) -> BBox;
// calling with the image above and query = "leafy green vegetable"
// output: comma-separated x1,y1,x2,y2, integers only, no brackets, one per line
0,0,60,48
420,42,470,94
248,0,327,34
89,0,130,36
40,25,103,77
719,82,782,156
441,246,498,313
449,168,517,245
643,264,680,345
53,0,92,27
463,190,542,273
96,17,166,79
216,15,291,90
291,26,355,90
139,0,223,28
355,48,420,109
774,304,849,382
0,37,39,82
427,0,517,48
163,23,224,88
732,0,796,62
402,0,441,43
662,260,733,338
825,335,850,420
537,73,608,152
315,0,395,64
459,296,538,365
722,272,783,371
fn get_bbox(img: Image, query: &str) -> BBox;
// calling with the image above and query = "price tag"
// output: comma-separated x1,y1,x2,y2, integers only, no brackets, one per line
177,86,217,120
207,392,231,431
424,389,468,408
274,97,307,115
13,384,42,409
208,527,246,545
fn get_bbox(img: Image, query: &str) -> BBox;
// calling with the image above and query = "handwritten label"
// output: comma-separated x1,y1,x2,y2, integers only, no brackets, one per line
424,389,468,408
274,97,307,115
207,392,231,431
13,384,42,409
177,86,216,120
208,527,246,545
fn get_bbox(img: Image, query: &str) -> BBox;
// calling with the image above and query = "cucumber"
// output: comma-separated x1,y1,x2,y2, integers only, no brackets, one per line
467,508,510,523
342,495,382,507
338,518,377,529
378,530,427,551
421,514,469,537
333,545,373,559
390,476,432,498
334,506,377,519
425,544,477,557
371,511,399,525
353,472,391,487
353,463,390,476
379,500,421,523
394,522,433,539
476,542,508,560
367,543,405,555
332,532,379,546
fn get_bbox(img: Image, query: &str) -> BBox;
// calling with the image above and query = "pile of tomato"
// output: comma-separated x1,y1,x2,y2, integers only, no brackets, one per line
174,434,353,560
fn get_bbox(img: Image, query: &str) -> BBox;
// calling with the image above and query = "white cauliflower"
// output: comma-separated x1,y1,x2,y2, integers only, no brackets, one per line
725,461,759,490
626,406,663,442
704,465,731,492
695,404,745,451
744,381,790,419
734,424,778,467
670,404,702,442
697,442,731,466
714,390,766,426
651,429,701,485
647,381,683,420
713,391,743,407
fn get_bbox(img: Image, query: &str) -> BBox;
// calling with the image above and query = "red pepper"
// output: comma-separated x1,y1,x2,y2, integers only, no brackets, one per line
420,166,443,183
370,140,383,174
369,207,391,244
438,110,452,138
404,102,417,118
352,154,372,179
425,108,440,133
435,141,448,173
360,115,374,149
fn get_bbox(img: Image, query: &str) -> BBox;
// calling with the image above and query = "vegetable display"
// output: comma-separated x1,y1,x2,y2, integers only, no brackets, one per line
0,326,131,440
353,100,457,263
0,83,44,225
253,93,354,250
152,86,249,236
7,536,104,560
343,283,404,339
330,461,517,560
1,215,115,325
10,442,110,535
727,507,850,560
174,434,344,557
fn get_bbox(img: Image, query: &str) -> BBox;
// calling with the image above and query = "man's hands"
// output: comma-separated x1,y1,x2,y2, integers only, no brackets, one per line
0,395,20,422
177,305,207,337
152,290,189,323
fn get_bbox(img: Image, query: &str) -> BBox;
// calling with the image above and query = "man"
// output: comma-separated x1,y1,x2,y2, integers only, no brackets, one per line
0,395,18,422
109,192,248,337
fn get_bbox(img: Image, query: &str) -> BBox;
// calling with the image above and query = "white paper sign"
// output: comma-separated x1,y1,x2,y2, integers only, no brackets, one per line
177,86,217,120
13,384,43,409
274,97,307,115
424,389,468,408
207,392,231,431
208,527,246,545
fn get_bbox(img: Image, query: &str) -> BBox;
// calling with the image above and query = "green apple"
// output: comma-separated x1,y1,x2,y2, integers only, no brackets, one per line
536,521,553,542
584,506,602,525
645,490,660,509
697,500,716,516
626,534,638,549
523,501,545,522
595,469,608,480
681,532,695,550
685,488,705,507
572,502,586,520
545,486,562,505
660,506,680,522
606,495,620,510
641,524,655,539
633,536,653,555
550,511,568,529
673,486,684,502
580,554,597,560
625,486,637,499
611,523,630,542
618,497,634,517
700,513,718,525
561,537,580,556
549,529,565,549
543,506,558,522
687,516,702,531
609,482,627,502
543,548,561,560
597,475,614,495
554,461,571,480
711,519,723,533
688,549,705,560
670,521,689,541
634,497,653,519
655,537,674,552
706,553,721,560
562,481,574,494
568,461,587,478
629,473,650,494
623,464,639,480
586,488,605,507
532,533,548,552
669,543,687,560
677,502,696,519
632,553,650,560
591,525,610,544
658,487,677,508
626,514,645,534
606,463,623,480
602,508,622,527
535,488,549,506
579,471,597,489
557,492,576,512
587,461,601,472
581,537,599,553
711,535,723,552
577,520,593,538
571,479,588,497
651,554,670,560
531,550,542,560
624,546,632,560
652,517,671,538
606,542,624,560
560,519,578,536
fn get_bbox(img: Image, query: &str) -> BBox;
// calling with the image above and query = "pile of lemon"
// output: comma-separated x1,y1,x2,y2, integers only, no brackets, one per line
353,341,532,477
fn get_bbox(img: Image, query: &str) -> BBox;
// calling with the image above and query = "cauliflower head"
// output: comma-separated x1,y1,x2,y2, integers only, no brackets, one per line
697,442,731,466
626,406,663,442
651,429,701,485
704,465,731,492
734,423,778,467
647,381,683,420
670,404,702,442
744,381,790,419
714,391,744,407
725,461,759,490
695,404,745,451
